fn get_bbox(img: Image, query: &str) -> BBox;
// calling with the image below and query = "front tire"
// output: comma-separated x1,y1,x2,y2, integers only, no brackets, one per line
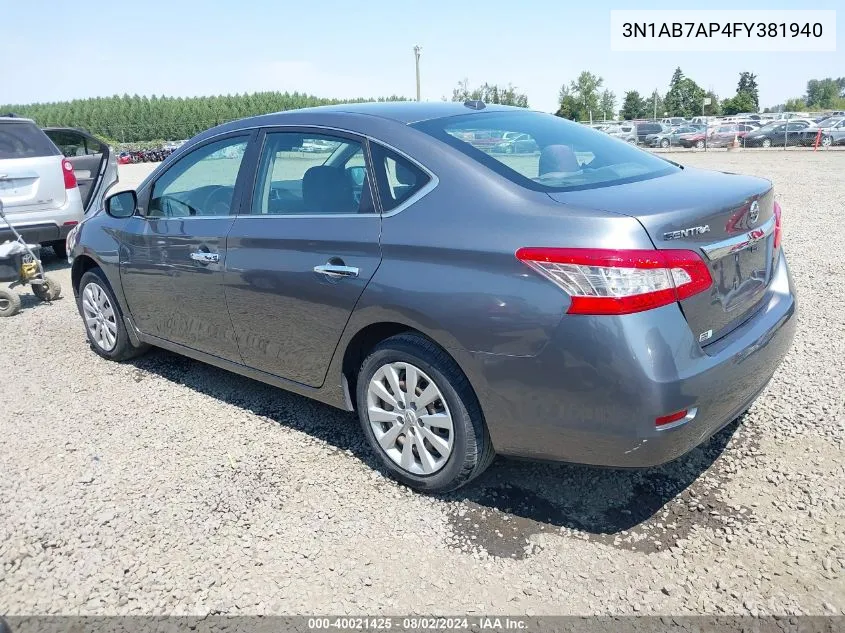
78,268,148,361
695,140,705,149
821,135,832,147
762,138,772,148
356,333,494,493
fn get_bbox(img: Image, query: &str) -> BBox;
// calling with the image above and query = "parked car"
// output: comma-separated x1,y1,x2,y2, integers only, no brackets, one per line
0,116,115,258
799,117,845,147
42,127,119,217
635,121,663,143
743,121,812,147
491,133,538,154
678,131,708,148
707,124,757,148
646,126,701,148
605,123,637,144
67,102,796,493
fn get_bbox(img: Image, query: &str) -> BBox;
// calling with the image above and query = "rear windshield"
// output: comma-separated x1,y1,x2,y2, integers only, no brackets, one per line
412,111,678,192
0,121,60,159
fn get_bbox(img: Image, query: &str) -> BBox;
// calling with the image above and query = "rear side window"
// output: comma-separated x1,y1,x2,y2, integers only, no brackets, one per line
369,144,430,212
413,111,677,192
0,121,60,159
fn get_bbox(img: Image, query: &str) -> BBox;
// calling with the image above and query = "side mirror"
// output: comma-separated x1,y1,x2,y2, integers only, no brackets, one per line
347,166,366,187
105,190,137,218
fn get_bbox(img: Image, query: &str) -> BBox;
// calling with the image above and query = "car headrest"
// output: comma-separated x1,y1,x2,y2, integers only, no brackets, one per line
538,144,580,176
302,166,354,214
394,161,416,186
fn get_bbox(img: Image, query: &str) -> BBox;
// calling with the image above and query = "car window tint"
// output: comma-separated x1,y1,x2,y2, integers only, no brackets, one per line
148,136,247,218
368,143,431,212
249,132,373,216
46,130,86,157
0,122,60,159
413,111,676,192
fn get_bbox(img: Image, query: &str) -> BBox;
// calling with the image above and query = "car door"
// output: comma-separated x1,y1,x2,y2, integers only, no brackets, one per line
43,129,117,212
224,128,384,387
785,122,808,146
118,132,254,360
832,120,845,144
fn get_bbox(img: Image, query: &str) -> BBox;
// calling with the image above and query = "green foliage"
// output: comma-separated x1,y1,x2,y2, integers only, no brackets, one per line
721,91,757,115
554,71,603,120
736,72,759,111
805,78,845,109
703,91,721,116
784,97,808,112
0,92,407,142
451,80,529,107
664,69,705,118
599,89,616,120
620,90,648,120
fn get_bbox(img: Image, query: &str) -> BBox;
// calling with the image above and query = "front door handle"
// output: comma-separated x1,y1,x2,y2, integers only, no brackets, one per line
314,263,359,279
190,251,219,264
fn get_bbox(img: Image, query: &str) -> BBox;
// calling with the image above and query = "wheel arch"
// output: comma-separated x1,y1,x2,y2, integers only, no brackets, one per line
71,254,101,297
337,319,485,417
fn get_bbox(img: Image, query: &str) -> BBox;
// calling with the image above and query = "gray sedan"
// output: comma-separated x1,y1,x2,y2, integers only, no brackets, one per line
646,126,705,148
67,103,797,492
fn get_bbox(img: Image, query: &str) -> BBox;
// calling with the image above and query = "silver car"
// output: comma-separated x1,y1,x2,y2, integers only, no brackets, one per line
0,117,116,257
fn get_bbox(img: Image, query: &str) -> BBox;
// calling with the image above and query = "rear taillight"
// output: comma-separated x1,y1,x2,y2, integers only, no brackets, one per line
773,201,782,250
515,247,713,316
62,159,77,189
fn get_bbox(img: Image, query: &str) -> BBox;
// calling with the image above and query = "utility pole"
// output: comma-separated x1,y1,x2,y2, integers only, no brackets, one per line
653,90,657,121
413,45,422,102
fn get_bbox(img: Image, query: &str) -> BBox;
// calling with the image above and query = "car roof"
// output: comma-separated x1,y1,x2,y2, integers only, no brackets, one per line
287,101,518,124
0,115,36,124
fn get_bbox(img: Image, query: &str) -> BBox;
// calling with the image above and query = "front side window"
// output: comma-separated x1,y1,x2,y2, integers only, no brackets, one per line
249,132,374,215
413,111,677,192
148,136,247,218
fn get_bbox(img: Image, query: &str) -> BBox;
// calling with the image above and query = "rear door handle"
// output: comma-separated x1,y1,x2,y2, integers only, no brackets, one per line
314,264,359,279
190,251,219,264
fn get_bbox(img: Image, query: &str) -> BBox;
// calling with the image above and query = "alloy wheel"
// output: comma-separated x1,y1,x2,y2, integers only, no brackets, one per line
366,361,454,475
81,282,118,352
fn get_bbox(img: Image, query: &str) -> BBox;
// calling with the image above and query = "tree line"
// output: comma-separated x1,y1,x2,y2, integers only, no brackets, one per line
0,92,406,143
549,68,845,122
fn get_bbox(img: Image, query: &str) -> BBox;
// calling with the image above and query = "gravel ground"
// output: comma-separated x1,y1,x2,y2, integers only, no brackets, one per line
1,152,843,616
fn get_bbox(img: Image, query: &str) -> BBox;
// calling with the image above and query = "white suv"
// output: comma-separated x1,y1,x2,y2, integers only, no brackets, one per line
0,116,115,258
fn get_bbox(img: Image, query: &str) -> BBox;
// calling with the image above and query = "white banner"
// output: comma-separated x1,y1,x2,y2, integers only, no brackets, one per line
610,10,837,52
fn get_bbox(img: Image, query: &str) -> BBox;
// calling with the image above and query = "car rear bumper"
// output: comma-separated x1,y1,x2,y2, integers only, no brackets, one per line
471,252,797,467
0,189,84,245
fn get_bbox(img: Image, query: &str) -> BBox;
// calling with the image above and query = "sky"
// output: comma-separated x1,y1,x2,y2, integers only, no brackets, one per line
1,0,842,113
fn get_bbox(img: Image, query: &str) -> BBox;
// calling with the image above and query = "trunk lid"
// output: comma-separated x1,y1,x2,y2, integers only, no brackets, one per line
548,167,777,345
0,155,67,212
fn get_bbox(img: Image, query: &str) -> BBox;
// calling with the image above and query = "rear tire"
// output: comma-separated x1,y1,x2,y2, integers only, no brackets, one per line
356,333,495,493
0,290,21,317
660,138,670,148
762,138,772,148
695,140,705,149
77,268,148,361
821,135,832,147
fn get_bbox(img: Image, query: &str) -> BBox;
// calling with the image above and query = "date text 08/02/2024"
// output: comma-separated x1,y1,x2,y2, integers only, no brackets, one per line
307,616,528,630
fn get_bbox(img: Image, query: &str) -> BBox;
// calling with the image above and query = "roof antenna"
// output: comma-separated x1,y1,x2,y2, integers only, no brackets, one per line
464,100,486,110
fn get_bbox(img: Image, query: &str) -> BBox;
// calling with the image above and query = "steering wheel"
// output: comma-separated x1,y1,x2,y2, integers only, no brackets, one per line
202,186,234,216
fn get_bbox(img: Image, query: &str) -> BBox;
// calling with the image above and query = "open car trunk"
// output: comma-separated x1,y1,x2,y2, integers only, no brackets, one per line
548,167,778,346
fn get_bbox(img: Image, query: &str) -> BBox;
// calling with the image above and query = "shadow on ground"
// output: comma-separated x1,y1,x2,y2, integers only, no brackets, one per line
129,347,748,559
